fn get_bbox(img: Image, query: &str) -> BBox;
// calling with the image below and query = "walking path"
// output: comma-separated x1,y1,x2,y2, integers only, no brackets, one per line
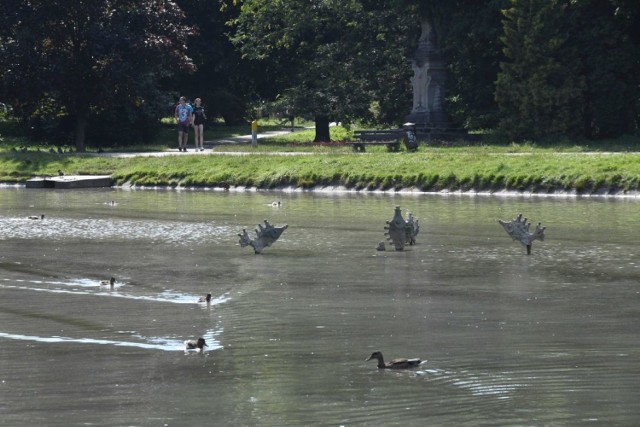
204,129,293,147
93,129,301,158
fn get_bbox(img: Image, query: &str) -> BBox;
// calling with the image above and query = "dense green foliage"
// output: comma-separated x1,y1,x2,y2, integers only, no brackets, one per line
496,0,639,140
444,0,509,129
228,0,416,141
175,0,249,125
496,0,586,139
0,0,638,149
0,0,195,151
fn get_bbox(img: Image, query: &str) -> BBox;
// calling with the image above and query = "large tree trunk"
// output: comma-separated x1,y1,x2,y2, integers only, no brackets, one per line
313,115,331,142
74,115,87,152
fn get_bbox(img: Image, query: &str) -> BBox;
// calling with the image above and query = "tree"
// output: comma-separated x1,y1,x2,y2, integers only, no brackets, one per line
174,0,252,125
443,0,509,129
227,0,416,141
0,0,194,151
496,0,639,140
496,0,586,140
570,0,639,138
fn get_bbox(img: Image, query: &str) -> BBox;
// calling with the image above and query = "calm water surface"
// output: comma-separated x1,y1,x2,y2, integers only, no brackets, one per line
0,188,638,426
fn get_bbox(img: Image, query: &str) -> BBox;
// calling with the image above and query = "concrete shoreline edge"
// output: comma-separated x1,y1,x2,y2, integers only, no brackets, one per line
3,181,639,199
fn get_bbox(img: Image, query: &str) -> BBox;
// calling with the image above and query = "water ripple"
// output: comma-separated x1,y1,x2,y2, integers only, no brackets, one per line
0,278,231,306
0,329,222,352
417,367,522,398
0,217,234,245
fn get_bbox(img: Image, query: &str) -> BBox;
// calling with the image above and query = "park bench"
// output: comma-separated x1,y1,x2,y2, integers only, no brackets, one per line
350,130,404,152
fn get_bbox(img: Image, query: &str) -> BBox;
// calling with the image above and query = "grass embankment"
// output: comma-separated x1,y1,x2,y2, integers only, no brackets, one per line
1,121,639,194
1,147,639,194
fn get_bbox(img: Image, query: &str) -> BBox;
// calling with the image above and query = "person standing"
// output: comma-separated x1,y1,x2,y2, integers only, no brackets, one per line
175,96,193,151
192,98,206,151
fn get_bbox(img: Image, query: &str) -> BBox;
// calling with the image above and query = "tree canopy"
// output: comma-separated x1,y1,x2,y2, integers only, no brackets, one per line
227,0,416,141
0,0,194,151
496,0,639,140
0,0,638,147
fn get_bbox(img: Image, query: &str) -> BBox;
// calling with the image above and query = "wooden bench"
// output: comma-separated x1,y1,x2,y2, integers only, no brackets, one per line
349,130,403,152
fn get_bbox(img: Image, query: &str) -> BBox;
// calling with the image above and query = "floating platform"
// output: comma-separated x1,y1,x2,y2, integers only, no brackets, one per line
26,175,113,189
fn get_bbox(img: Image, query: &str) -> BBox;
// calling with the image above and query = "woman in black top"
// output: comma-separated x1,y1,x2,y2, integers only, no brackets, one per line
192,98,206,151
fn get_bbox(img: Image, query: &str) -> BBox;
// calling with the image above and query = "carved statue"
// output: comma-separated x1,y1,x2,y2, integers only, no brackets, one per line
384,206,420,251
498,214,546,255
411,66,430,112
238,220,288,254
406,16,451,129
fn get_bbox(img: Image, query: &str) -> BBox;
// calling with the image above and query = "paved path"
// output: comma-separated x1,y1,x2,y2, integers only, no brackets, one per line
93,130,301,158
204,129,293,146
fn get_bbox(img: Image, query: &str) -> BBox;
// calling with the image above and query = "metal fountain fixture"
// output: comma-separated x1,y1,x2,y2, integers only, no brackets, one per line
238,219,288,254
384,206,419,251
498,214,546,255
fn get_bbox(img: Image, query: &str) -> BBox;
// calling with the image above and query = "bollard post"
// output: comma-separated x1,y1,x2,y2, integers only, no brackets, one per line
251,120,258,146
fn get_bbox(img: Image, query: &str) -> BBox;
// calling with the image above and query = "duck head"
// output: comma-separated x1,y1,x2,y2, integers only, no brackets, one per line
366,351,387,369
366,351,383,362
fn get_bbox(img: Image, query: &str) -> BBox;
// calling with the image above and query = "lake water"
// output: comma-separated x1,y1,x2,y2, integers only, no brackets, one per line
0,188,638,426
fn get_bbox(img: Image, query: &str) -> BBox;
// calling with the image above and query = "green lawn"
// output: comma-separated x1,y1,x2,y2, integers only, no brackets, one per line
1,119,639,194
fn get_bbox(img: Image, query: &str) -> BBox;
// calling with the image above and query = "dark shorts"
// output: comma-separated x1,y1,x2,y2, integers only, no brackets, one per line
177,123,190,133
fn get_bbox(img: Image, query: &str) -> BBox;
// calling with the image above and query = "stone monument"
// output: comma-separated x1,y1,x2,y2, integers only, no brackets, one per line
406,19,450,130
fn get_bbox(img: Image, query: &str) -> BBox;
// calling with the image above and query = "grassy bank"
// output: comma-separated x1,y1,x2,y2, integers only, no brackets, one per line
2,119,639,194
1,147,639,194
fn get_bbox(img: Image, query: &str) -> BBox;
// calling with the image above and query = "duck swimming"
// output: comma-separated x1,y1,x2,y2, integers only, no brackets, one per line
27,214,45,220
185,337,208,351
100,277,116,287
366,351,423,369
198,293,212,303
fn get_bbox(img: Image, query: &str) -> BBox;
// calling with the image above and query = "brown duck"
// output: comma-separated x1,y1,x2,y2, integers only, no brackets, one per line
366,351,423,369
